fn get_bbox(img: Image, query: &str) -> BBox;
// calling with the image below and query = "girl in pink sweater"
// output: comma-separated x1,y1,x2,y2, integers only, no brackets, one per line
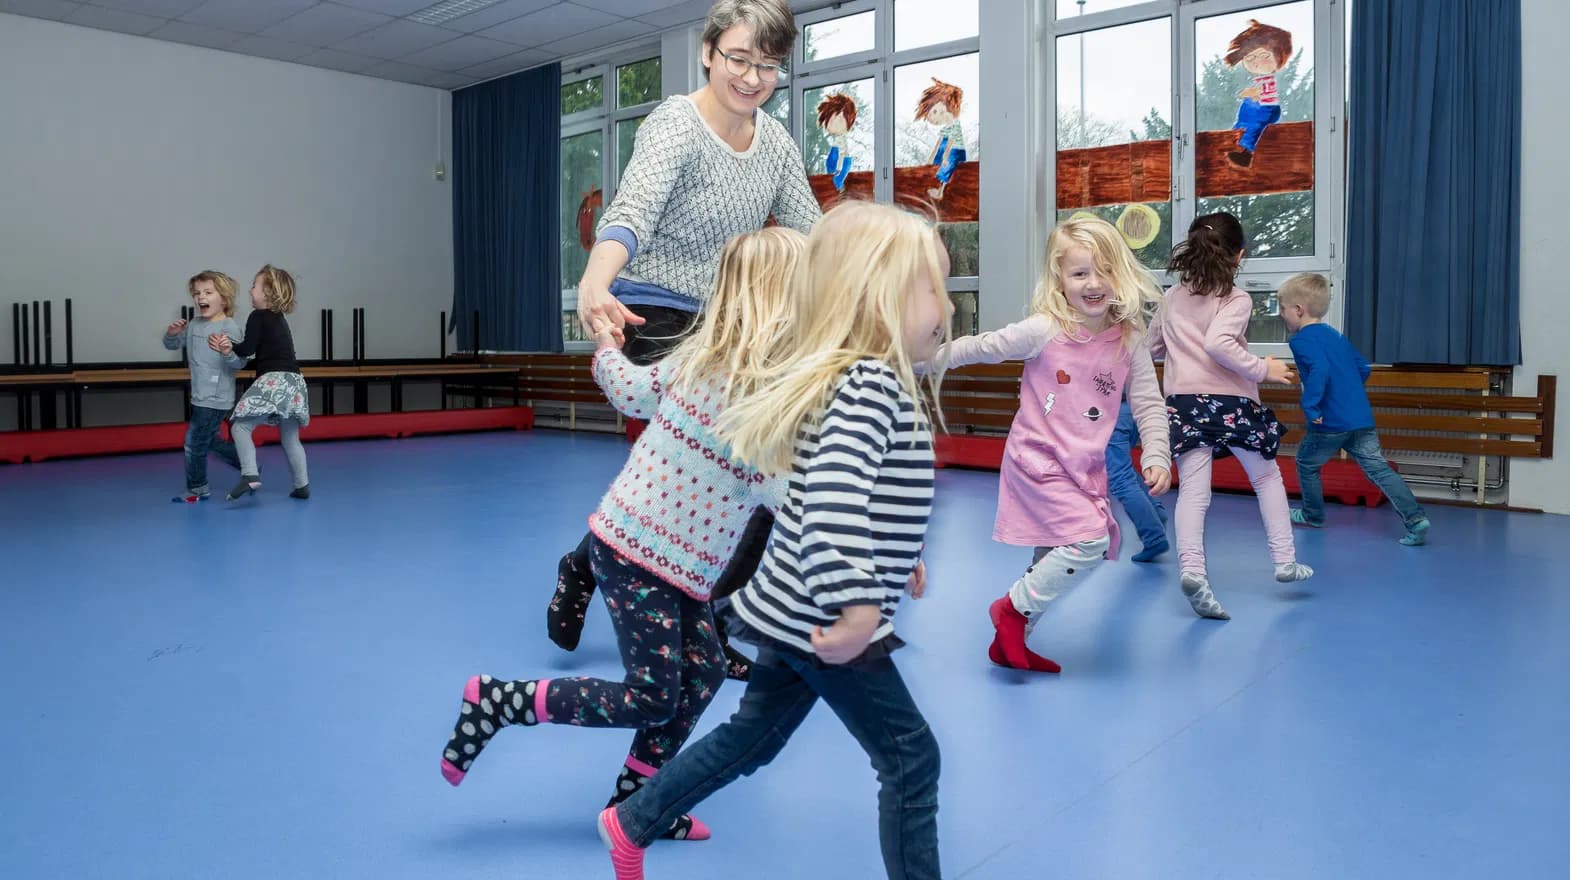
1149,212,1313,621
940,216,1172,674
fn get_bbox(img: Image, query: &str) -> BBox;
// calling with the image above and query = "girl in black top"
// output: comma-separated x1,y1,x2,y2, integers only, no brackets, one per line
211,265,311,501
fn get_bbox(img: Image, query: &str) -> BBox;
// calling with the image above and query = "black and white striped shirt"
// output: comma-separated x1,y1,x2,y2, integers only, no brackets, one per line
731,360,935,656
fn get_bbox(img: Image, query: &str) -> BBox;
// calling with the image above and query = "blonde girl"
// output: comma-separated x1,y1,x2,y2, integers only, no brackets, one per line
598,202,952,880
441,228,804,845
942,215,1172,673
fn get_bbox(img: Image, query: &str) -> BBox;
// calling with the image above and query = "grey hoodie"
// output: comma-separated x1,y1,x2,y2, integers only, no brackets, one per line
163,316,246,410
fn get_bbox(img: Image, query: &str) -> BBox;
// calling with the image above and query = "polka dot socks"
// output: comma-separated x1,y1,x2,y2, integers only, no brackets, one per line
440,674,546,786
607,759,710,841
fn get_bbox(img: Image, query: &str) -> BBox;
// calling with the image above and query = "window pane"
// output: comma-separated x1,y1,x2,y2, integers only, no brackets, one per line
616,115,646,181
1194,1,1315,258
1244,286,1288,343
895,0,978,51
949,290,978,337
616,57,660,108
1055,0,1151,18
803,11,875,63
561,76,603,116
803,78,875,209
560,130,604,297
896,53,980,275
762,90,789,130
1055,18,1172,268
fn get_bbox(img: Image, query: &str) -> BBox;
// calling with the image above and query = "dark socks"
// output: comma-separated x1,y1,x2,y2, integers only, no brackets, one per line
289,485,310,500
441,674,543,786
548,534,596,652
225,475,260,501
607,761,710,841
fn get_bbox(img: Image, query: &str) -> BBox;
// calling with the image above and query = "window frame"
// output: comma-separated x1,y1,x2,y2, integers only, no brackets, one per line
785,0,982,299
559,50,663,350
1044,0,1347,358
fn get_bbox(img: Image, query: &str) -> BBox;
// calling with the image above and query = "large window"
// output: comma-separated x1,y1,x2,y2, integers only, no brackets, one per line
559,55,662,346
1049,0,1345,353
782,0,982,336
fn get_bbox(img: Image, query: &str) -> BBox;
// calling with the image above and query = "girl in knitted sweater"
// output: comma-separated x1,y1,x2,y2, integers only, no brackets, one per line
439,228,805,844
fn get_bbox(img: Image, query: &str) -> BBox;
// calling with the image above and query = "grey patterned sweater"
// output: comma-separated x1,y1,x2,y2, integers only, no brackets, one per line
598,95,821,306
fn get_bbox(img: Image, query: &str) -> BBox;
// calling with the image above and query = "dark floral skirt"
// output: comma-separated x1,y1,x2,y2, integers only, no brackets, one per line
232,371,310,426
1167,393,1281,460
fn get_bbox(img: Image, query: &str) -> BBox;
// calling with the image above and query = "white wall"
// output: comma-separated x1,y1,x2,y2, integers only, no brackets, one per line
0,13,453,369
1510,0,1570,515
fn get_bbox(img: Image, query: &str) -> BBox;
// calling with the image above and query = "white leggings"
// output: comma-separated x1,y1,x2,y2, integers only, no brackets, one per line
1008,535,1113,626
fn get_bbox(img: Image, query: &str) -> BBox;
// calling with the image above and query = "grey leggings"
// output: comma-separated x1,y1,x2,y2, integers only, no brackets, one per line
231,418,309,488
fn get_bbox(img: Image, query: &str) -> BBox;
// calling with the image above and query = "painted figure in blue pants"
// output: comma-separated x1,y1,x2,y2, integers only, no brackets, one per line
917,78,966,200
817,93,857,192
1107,399,1170,562
1223,19,1293,168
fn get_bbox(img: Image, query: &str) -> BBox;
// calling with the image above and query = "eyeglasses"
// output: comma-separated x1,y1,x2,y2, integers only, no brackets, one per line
716,49,784,83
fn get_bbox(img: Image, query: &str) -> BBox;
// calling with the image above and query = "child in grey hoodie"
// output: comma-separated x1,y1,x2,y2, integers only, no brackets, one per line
163,270,246,502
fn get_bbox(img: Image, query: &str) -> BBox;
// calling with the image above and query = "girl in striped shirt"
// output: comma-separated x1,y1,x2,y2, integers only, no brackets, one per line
598,201,952,880
439,228,804,845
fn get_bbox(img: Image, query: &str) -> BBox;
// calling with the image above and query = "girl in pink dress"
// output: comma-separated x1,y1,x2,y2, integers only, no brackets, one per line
940,216,1172,673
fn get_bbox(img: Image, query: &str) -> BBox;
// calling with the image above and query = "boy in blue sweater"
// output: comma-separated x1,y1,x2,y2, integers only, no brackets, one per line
1279,273,1430,545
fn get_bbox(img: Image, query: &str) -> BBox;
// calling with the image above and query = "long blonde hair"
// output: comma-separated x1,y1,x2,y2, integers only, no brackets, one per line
1030,216,1163,348
717,202,950,474
667,227,806,404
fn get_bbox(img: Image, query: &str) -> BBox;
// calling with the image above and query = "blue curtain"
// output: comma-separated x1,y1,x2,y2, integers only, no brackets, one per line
1345,0,1520,365
452,63,562,353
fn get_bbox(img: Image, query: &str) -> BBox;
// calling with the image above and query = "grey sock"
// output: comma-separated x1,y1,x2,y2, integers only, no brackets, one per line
1274,562,1314,583
1180,572,1230,620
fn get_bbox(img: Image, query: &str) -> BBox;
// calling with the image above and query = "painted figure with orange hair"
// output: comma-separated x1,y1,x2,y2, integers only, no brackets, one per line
916,78,965,200
1223,19,1293,168
816,92,857,191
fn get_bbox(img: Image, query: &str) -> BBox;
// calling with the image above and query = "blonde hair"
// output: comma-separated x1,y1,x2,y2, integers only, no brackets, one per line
1278,272,1331,318
668,227,807,403
701,0,797,65
717,202,950,474
255,265,297,314
187,270,237,317
1031,216,1163,349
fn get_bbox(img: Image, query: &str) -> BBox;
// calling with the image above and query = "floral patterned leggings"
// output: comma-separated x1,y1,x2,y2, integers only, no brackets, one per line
541,535,728,769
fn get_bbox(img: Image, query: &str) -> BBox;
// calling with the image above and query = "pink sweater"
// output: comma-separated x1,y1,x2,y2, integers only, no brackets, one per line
940,315,1169,552
1148,284,1268,401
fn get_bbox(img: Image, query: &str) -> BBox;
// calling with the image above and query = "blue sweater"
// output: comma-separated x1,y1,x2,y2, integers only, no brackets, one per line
1288,323,1375,432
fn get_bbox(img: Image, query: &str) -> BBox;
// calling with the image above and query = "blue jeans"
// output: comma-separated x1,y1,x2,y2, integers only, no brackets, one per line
1295,428,1427,528
184,405,239,494
617,645,941,879
1233,99,1282,152
933,141,966,185
1106,402,1169,550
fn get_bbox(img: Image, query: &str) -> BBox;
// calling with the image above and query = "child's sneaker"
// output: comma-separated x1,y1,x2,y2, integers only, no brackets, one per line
1400,518,1430,546
171,492,210,504
1289,508,1323,528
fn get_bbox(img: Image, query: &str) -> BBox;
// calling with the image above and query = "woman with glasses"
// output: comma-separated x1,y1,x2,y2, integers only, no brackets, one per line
548,0,822,684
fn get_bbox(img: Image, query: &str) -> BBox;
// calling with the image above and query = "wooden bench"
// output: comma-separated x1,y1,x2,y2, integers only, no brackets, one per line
0,362,532,463
935,364,1555,508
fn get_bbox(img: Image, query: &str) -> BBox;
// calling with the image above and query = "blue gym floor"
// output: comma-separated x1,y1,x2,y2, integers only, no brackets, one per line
2,430,1567,879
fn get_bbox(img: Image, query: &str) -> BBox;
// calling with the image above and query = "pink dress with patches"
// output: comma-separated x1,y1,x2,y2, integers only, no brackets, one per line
941,315,1169,554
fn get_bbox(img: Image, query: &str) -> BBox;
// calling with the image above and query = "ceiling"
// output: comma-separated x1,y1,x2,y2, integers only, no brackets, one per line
0,0,831,90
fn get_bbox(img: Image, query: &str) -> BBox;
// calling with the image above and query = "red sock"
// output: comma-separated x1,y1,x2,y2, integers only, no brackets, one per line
988,596,1027,667
987,633,1062,673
